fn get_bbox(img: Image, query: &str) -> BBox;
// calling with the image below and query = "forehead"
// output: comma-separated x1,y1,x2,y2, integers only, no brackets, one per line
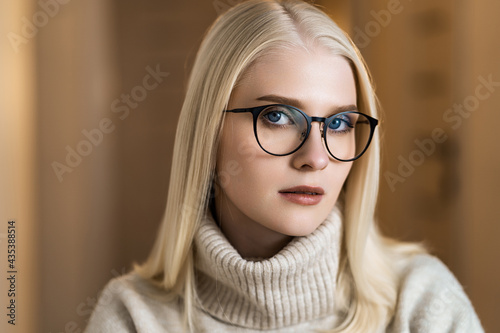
229,47,357,112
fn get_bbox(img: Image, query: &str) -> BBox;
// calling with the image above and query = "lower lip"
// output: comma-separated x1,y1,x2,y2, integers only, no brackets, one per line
279,192,323,205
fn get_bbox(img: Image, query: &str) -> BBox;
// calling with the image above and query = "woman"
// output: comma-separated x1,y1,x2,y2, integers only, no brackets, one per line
85,0,483,332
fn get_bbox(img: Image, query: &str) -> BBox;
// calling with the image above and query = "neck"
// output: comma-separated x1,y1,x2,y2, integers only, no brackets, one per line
220,218,293,259
214,196,293,259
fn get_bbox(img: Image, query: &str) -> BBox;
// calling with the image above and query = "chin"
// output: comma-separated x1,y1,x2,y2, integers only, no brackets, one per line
275,218,324,237
279,207,333,235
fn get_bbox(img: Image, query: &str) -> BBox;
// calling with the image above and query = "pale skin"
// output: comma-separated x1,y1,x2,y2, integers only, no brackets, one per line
214,46,356,259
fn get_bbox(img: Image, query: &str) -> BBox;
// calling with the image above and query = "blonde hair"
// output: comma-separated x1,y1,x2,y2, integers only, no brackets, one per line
134,0,424,331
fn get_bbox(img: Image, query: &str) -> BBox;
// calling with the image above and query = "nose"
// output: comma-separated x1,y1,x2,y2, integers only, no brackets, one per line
291,122,329,170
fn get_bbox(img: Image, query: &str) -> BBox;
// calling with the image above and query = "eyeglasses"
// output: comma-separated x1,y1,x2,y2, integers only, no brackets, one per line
224,104,378,162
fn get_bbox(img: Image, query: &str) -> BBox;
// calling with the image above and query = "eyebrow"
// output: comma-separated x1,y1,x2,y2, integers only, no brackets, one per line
255,94,358,114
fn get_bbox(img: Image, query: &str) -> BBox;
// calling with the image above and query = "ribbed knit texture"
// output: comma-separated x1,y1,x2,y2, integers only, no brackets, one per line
193,207,342,330
84,207,485,332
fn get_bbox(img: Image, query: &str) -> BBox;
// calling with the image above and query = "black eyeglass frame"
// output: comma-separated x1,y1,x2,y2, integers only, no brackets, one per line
224,104,379,162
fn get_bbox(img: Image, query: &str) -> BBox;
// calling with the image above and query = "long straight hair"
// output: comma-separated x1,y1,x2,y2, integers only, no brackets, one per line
135,1,424,331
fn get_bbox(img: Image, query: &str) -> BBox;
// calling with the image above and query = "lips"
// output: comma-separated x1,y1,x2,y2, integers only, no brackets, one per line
278,186,324,205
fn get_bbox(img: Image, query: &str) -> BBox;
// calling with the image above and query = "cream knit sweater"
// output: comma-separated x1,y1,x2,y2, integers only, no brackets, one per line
85,209,484,332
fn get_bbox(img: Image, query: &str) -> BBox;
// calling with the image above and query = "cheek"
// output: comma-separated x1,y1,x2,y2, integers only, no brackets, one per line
330,162,353,193
217,147,273,194
216,122,262,190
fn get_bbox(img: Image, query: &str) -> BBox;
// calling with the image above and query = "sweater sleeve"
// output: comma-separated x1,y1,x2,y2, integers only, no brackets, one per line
83,273,178,333
84,277,137,333
388,254,484,333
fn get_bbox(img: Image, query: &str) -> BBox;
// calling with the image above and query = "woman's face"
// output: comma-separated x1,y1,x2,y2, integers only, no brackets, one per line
215,46,356,240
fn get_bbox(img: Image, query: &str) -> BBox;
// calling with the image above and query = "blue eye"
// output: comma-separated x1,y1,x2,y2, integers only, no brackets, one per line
266,111,284,123
328,115,353,132
262,107,293,126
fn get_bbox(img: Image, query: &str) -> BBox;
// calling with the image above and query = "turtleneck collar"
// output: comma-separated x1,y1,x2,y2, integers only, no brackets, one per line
193,206,343,330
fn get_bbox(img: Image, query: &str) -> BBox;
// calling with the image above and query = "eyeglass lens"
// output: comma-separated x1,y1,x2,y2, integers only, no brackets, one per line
255,105,372,161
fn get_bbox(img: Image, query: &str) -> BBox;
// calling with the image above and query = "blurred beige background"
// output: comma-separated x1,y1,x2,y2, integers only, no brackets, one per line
1,0,499,332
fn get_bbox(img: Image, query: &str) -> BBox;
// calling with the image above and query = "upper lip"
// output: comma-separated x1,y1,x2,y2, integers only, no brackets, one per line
279,186,325,195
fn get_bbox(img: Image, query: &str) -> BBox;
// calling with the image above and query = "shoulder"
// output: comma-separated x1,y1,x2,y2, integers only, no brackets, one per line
397,254,465,294
98,271,171,303
388,254,484,333
84,272,183,332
